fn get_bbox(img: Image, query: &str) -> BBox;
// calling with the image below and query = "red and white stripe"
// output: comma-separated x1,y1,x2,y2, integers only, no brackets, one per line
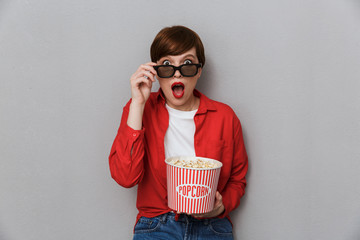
166,158,222,214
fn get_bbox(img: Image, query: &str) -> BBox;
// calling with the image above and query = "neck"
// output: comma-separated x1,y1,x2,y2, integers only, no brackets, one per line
168,96,199,111
187,96,199,111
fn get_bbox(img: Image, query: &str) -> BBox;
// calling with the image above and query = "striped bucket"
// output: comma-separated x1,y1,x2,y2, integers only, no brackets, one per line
165,156,222,214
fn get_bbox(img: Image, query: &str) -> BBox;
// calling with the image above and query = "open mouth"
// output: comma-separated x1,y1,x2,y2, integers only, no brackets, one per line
171,82,185,98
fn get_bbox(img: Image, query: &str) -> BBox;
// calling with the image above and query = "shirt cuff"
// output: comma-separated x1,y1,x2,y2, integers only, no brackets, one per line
125,124,145,140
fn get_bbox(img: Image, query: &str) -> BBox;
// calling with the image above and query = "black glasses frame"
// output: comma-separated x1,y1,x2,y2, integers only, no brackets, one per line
153,63,202,78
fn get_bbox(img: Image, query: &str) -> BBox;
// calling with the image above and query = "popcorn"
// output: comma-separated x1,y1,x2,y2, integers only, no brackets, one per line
169,158,218,169
165,156,223,213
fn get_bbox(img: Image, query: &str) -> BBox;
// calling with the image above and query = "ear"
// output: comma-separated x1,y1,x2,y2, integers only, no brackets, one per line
197,67,202,79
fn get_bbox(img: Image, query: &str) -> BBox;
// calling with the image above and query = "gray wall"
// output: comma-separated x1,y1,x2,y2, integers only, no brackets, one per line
1,0,359,239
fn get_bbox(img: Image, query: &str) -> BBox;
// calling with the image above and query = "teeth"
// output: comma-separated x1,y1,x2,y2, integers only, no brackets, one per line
172,84,183,90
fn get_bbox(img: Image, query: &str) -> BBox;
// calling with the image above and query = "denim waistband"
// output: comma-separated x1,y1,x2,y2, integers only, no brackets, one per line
159,211,210,225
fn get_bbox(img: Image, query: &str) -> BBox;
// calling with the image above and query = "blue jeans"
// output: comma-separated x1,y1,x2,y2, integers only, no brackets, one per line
133,212,233,240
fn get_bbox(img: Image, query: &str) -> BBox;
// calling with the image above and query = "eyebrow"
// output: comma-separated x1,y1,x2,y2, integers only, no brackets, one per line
160,54,196,62
182,54,196,59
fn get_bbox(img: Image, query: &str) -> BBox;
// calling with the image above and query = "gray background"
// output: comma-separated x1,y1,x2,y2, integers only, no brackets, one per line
1,0,360,239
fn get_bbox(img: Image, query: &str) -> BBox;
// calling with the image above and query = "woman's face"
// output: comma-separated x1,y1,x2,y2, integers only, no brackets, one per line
156,47,202,111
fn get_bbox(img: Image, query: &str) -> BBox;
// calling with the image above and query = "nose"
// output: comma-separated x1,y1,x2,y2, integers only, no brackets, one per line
173,69,182,78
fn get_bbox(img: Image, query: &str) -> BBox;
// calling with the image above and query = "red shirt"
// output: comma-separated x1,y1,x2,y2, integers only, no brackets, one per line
109,89,248,224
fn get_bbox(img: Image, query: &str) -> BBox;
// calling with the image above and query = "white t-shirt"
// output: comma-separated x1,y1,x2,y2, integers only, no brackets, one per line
164,104,197,159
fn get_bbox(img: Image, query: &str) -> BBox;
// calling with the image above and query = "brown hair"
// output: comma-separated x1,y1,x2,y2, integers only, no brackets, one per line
150,26,205,66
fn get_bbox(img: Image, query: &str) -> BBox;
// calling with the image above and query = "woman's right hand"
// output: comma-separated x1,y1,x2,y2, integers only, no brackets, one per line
130,62,157,106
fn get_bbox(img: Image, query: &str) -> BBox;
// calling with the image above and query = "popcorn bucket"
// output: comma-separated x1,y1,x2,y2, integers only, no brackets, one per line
165,156,222,214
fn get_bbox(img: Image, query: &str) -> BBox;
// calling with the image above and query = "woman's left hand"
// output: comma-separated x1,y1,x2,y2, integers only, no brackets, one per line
191,191,225,218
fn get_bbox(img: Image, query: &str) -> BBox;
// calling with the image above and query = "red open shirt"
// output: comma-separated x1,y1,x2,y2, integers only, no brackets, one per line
109,89,248,225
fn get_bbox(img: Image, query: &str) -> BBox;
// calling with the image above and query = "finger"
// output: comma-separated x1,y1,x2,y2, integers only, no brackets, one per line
214,199,223,209
213,199,223,209
135,69,156,82
192,212,202,216
142,77,153,88
216,191,223,202
133,77,152,89
139,63,157,75
192,211,212,218
144,61,157,66
133,62,157,77
133,71,155,84
212,192,220,206
216,191,221,198
140,71,156,82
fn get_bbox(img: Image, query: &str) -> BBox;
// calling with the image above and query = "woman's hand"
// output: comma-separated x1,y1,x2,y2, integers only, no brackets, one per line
130,62,157,106
127,62,157,130
191,191,225,218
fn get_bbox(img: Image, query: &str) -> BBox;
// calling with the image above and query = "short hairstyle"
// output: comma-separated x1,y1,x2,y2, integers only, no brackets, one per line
150,26,205,66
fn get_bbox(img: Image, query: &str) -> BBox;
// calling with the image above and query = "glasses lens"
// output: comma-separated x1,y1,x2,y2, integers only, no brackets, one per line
181,64,197,76
157,66,174,78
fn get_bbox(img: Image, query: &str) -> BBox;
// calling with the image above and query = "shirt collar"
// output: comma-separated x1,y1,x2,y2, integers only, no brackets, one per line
156,88,217,114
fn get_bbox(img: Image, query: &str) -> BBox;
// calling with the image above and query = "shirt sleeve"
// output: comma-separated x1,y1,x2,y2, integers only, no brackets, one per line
218,118,248,218
109,100,146,188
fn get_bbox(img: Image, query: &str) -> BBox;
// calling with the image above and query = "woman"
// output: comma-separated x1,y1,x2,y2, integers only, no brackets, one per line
109,25,248,239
